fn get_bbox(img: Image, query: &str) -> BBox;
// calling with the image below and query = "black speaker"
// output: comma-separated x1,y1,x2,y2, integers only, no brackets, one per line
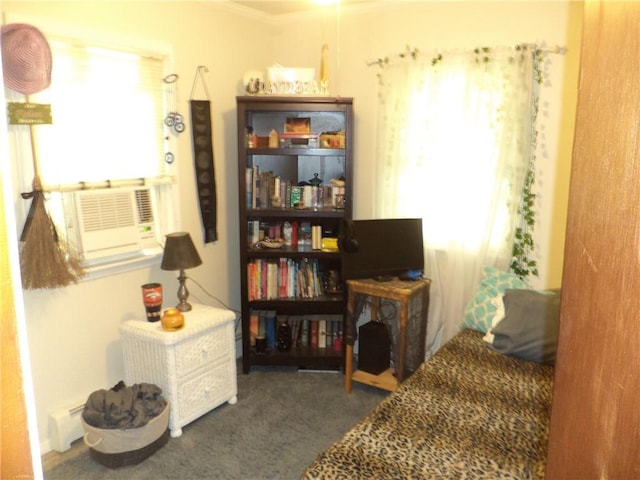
338,218,359,253
358,321,391,375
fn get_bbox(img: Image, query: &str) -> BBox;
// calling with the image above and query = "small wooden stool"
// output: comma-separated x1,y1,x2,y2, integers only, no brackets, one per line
344,277,430,393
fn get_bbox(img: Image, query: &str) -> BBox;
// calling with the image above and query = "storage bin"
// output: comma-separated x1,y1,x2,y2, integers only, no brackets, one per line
81,402,169,468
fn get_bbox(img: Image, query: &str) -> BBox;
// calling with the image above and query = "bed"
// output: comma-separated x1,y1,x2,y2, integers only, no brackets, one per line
302,269,560,480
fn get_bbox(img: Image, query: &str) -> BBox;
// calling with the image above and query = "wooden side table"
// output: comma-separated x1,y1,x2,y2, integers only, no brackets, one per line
344,277,431,393
120,304,237,437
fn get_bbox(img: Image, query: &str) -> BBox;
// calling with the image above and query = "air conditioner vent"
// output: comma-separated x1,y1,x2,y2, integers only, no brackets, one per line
79,191,135,232
135,188,154,224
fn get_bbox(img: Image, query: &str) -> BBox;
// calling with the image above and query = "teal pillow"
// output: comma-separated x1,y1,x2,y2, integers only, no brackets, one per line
461,266,529,333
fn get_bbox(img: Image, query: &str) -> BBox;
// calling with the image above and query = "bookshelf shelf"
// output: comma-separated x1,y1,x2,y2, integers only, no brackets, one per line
247,207,346,218
248,147,345,156
237,96,353,373
251,347,343,368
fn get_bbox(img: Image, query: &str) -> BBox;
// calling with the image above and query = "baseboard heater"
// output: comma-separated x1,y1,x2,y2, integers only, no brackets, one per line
48,401,85,452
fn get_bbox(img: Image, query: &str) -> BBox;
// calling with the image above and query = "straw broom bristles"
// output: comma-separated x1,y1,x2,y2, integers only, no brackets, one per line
18,112,86,289
19,180,85,290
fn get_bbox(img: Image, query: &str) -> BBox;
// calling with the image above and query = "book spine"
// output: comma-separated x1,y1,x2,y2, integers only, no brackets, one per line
318,319,327,349
300,319,310,347
288,259,296,298
246,167,253,209
261,260,268,299
310,320,319,349
265,310,276,349
279,257,287,298
258,310,267,338
290,316,301,348
267,261,278,299
251,220,260,245
249,309,259,347
273,176,281,204
253,165,260,208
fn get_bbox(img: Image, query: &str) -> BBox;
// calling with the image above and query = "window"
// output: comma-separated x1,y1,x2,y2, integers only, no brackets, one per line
9,32,177,272
373,46,538,354
32,42,166,184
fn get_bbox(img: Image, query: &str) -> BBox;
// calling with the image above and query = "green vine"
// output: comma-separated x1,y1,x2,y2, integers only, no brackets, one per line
511,166,538,279
510,45,544,280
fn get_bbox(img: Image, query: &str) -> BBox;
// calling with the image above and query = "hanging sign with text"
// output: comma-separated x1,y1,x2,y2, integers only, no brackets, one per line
7,102,52,125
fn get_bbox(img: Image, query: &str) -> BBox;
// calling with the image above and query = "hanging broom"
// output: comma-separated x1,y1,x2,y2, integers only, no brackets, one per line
2,23,85,289
18,119,85,289
19,171,85,290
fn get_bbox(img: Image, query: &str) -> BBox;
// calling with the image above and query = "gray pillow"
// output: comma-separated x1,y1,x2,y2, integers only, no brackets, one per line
490,289,560,364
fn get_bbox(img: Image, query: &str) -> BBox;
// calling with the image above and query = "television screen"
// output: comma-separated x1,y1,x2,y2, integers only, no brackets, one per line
340,218,424,280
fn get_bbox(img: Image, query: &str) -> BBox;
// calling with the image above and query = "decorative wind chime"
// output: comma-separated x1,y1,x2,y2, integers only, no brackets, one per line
1,23,85,289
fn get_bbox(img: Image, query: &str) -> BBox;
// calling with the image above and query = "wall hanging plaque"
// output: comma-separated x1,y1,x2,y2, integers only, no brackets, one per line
190,66,217,243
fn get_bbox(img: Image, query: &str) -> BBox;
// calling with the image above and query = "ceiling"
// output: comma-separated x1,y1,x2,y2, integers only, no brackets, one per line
230,1,377,16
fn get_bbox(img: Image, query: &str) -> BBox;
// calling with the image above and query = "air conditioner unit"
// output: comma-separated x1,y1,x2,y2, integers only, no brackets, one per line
66,187,161,261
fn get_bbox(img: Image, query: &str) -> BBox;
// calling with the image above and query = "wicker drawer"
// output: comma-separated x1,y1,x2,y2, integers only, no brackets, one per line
174,321,232,376
177,359,236,424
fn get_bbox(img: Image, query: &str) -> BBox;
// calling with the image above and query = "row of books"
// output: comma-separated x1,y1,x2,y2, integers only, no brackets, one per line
247,257,324,300
245,166,345,210
250,311,343,352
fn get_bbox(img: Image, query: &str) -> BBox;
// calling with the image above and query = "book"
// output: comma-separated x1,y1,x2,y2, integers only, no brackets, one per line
289,315,301,348
266,261,278,299
245,167,253,209
285,182,292,208
300,318,310,347
258,310,267,338
265,310,277,349
279,257,288,298
326,320,335,349
318,319,327,348
248,219,260,246
249,309,259,346
252,165,260,208
310,320,319,349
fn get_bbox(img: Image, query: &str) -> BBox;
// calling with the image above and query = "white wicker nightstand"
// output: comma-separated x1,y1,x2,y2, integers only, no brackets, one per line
120,304,237,438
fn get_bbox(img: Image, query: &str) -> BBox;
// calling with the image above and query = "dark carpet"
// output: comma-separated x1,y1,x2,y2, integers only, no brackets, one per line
44,364,388,480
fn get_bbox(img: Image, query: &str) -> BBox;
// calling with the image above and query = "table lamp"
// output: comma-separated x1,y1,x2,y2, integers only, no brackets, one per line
161,232,203,312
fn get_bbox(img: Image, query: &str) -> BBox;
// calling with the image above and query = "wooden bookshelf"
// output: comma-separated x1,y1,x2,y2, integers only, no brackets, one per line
236,96,354,373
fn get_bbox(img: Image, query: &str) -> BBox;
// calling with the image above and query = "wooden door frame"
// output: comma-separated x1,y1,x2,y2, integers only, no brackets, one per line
0,96,40,479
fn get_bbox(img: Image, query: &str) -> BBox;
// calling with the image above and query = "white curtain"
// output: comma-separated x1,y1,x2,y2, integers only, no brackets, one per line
373,46,537,356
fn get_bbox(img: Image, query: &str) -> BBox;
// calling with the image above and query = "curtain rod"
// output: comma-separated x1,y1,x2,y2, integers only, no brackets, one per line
366,44,566,67
41,174,176,193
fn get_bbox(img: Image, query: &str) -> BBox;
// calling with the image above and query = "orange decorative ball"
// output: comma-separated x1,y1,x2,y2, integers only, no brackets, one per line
161,308,184,332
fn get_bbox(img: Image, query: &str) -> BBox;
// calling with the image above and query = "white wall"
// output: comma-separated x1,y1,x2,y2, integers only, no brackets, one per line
267,1,581,289
4,0,580,454
3,0,273,453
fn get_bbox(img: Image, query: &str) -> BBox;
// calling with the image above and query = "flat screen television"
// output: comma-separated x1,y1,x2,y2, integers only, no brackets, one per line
340,218,424,280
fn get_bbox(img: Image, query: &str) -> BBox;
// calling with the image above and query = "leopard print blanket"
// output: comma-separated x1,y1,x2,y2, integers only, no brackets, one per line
301,329,554,480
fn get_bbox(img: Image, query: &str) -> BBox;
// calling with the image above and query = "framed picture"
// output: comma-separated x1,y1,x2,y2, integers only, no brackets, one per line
284,117,311,134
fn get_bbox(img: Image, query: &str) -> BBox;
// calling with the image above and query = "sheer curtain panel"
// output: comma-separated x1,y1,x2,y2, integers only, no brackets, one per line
373,46,537,356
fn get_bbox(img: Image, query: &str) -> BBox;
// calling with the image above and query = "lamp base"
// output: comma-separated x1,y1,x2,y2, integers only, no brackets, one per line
176,301,192,312
175,270,193,313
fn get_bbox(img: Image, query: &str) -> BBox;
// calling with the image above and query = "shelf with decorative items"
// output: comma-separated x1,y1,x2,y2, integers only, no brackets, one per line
237,96,353,374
